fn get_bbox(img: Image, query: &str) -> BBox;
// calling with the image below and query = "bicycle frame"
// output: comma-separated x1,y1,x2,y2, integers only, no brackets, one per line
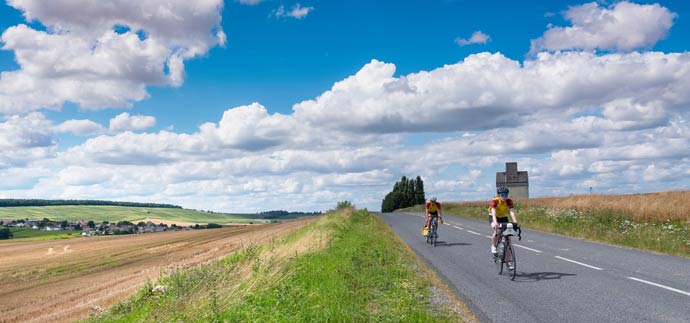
427,216,439,246
494,222,520,280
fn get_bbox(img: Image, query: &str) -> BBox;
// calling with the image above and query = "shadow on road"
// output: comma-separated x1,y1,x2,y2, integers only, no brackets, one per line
434,241,472,247
513,271,576,282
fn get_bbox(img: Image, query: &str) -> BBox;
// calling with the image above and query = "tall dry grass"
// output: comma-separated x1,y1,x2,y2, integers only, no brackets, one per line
520,190,690,222
452,190,690,222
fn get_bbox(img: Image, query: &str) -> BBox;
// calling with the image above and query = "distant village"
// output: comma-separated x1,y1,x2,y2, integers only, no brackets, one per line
1,218,220,237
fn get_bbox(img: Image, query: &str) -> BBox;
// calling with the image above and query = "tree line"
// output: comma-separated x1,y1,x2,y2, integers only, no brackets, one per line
381,176,425,213
256,210,322,219
0,199,182,209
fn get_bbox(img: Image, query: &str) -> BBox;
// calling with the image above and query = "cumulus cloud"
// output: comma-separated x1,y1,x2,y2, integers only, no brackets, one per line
455,31,491,46
0,0,226,114
199,103,296,150
0,113,56,168
109,112,156,132
293,51,690,135
530,1,676,53
275,4,314,19
55,119,105,136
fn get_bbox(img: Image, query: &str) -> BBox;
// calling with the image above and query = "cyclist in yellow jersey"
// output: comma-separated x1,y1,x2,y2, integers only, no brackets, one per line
489,187,519,255
424,196,443,230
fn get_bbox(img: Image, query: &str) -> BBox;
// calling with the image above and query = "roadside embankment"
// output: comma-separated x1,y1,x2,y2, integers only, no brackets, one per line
87,208,476,322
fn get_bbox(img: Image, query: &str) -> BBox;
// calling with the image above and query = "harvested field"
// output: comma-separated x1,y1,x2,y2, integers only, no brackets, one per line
0,218,316,323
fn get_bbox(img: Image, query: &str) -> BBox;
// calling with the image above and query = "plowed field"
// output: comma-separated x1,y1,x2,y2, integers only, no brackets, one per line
0,218,315,323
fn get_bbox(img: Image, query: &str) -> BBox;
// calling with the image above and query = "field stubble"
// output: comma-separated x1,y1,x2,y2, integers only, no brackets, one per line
0,218,315,323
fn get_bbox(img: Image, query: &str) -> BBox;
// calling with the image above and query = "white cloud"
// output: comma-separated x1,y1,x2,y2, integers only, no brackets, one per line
0,0,225,114
55,119,105,136
293,51,690,135
199,102,295,150
0,113,56,168
455,31,491,46
109,112,156,132
275,4,314,19
530,1,676,53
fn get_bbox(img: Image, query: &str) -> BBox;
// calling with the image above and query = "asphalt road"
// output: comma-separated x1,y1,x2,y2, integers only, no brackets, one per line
379,212,690,323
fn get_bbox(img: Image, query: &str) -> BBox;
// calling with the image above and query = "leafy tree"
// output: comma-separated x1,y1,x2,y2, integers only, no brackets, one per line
381,175,425,212
75,223,83,231
415,176,425,205
0,228,12,239
87,220,95,229
207,223,222,229
336,201,354,210
61,220,68,229
382,191,407,212
39,218,52,228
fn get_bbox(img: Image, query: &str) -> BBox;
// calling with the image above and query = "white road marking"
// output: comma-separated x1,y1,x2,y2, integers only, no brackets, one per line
554,256,603,270
627,277,690,297
514,244,542,253
466,230,482,236
453,226,464,230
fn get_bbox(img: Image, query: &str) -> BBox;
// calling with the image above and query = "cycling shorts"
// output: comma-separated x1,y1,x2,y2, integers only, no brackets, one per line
428,211,438,217
488,215,508,225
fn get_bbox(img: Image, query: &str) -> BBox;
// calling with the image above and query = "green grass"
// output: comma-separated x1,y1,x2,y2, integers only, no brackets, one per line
86,209,471,323
6,227,82,240
400,203,690,258
0,205,264,224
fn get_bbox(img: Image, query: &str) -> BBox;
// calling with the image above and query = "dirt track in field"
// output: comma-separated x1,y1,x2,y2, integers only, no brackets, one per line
0,218,315,323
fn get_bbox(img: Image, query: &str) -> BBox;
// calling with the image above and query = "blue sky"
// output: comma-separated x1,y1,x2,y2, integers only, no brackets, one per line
1,0,689,212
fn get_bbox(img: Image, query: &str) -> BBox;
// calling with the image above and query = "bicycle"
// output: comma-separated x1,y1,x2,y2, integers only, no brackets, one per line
425,216,440,247
493,222,521,280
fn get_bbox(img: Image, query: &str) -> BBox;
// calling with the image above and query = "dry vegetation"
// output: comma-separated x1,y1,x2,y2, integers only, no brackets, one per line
520,190,690,222
0,219,315,323
453,190,690,222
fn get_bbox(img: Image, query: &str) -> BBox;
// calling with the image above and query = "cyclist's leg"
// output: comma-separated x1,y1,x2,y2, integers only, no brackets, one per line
505,236,513,265
489,215,498,254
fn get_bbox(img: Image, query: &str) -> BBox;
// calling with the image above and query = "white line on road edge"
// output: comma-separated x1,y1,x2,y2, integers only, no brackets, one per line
627,277,690,296
466,230,482,236
554,256,603,270
514,244,542,253
453,226,464,230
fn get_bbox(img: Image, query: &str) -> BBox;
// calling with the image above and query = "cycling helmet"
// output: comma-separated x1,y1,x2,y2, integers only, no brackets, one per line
430,196,437,202
497,187,509,195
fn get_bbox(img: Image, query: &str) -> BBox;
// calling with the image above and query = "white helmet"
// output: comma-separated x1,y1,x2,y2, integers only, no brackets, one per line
430,196,437,202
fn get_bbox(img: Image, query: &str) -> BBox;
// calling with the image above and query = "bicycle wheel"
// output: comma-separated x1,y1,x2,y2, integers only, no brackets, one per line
494,240,504,275
506,242,516,280
432,229,438,247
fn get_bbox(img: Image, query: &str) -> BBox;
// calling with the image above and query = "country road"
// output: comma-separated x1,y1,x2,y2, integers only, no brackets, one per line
379,212,690,323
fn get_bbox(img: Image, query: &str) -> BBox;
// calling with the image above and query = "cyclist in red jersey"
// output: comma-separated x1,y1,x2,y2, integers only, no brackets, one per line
424,196,444,230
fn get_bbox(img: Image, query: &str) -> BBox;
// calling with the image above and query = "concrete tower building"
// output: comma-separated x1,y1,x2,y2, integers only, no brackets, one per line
496,162,529,199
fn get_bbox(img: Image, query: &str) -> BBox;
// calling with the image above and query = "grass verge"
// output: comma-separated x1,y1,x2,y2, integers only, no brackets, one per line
4,227,82,241
85,209,475,322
